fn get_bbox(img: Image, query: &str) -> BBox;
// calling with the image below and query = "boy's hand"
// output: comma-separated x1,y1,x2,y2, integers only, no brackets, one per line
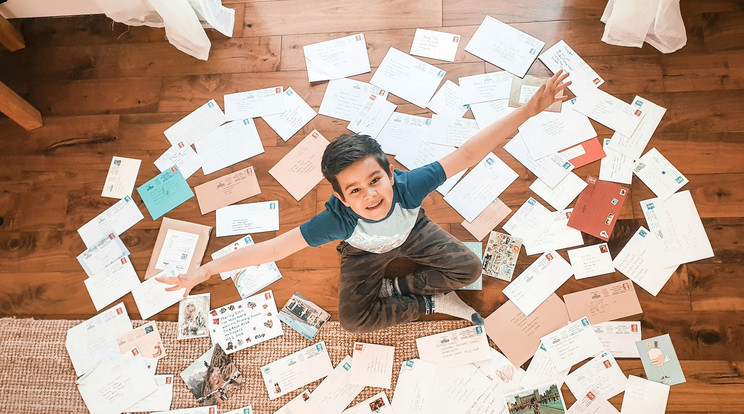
156,266,210,298
524,69,571,117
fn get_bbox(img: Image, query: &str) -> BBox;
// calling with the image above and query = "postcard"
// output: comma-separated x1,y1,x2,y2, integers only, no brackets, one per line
343,391,394,414
311,355,364,414
117,321,165,360
613,226,678,296
215,200,279,237
349,342,396,388
260,342,334,400
370,47,445,108
521,342,570,389
145,217,211,279
224,86,285,121
461,199,512,241
426,115,480,147
194,166,261,215
459,71,512,105
607,96,666,159
392,359,437,414
558,138,606,169
274,390,322,414
636,334,686,386
518,100,596,159
427,79,469,119
571,90,644,137
541,317,604,372
375,112,431,156
124,374,174,413
444,153,518,222
566,392,619,414
429,364,491,414
347,93,397,139
416,325,491,368
180,344,242,404
503,382,567,414
194,119,265,175
178,293,211,340
465,15,545,78
102,156,141,199
633,147,688,200
269,129,330,201
262,87,317,141
593,321,641,358
641,191,713,267
208,290,283,354
77,233,129,277
164,99,225,146
77,348,158,414
564,280,643,325
620,375,669,414
278,292,330,341
132,268,186,320
565,351,627,399
66,302,132,377
523,209,584,256
503,251,574,316
154,141,203,180
504,133,574,189
509,75,563,112
482,231,522,281
77,195,144,248
319,78,388,122
599,138,634,184
459,242,483,290
393,138,464,196
539,40,604,94
136,166,194,221
530,173,587,212
567,243,615,279
484,294,570,367
83,256,141,311
410,28,460,62
567,175,628,241
304,33,371,82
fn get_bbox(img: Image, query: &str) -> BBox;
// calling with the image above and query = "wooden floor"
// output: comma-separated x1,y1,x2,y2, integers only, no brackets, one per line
1,0,743,412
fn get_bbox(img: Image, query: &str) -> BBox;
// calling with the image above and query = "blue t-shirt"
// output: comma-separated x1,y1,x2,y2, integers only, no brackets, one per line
299,161,446,253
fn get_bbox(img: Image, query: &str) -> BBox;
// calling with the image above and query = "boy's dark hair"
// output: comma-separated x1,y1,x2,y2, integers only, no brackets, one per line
321,133,391,199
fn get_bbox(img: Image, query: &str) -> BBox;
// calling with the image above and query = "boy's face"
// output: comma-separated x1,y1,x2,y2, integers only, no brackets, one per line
334,155,395,221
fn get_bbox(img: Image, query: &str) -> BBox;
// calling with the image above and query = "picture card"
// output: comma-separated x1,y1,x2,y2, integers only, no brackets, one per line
116,321,166,360
503,382,567,414
101,156,141,199
482,231,522,282
636,334,686,386
208,290,283,355
194,166,261,215
459,242,483,290
180,343,242,404
136,166,194,221
278,292,331,341
177,293,211,340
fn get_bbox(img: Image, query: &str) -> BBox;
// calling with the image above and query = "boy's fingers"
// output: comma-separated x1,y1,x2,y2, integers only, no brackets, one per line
164,285,182,292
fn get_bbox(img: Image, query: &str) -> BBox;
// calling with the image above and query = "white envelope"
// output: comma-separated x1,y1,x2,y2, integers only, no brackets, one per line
304,33,371,82
524,209,584,256
262,87,317,141
77,195,144,248
530,173,587,211
565,351,627,399
224,86,285,120
427,80,470,119
521,342,570,389
195,119,265,175
319,78,388,122
425,115,481,147
311,355,364,414
392,359,438,414
393,139,466,196
124,374,174,413
77,234,129,277
163,99,225,146
131,268,186,320
571,90,644,137
347,93,397,139
260,342,334,400
568,243,615,279
458,71,512,105
465,15,545,77
518,99,597,159
101,156,141,199
349,342,395,389
410,28,460,62
66,302,132,377
375,112,431,156
416,326,491,368
502,251,574,316
216,200,280,237
471,99,515,130
370,47,446,108
84,257,141,311
539,40,604,95
633,147,688,200
593,321,641,358
343,391,394,414
541,317,604,372
607,96,666,159
502,197,556,247
599,138,634,184
429,364,492,414
613,226,678,296
154,141,203,179
620,375,669,414
504,133,574,189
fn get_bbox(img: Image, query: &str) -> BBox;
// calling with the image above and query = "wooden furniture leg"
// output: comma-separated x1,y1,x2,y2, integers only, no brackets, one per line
0,15,24,52
0,81,43,130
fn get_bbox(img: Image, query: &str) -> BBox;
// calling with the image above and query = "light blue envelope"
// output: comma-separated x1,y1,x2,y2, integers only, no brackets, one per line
137,166,194,220
635,333,686,386
458,241,483,291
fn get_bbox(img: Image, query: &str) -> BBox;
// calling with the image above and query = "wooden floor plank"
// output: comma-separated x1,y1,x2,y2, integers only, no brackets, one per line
689,263,744,311
662,50,744,92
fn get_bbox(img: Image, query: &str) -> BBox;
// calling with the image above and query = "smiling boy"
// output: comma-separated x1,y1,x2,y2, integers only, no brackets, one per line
159,70,571,333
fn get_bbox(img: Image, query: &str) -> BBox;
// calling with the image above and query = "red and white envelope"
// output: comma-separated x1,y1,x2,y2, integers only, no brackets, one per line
567,175,628,241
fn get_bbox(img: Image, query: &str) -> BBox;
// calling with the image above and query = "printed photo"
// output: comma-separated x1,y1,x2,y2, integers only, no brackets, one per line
278,292,331,340
180,343,242,405
178,293,210,340
504,382,566,414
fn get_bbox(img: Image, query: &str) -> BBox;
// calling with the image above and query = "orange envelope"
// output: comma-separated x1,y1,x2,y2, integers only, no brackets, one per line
564,280,643,325
145,217,212,279
567,175,628,241
194,166,261,215
559,137,605,168
269,129,330,201
484,293,570,367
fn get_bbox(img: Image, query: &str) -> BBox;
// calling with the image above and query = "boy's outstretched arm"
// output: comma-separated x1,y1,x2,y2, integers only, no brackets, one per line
438,70,571,179
156,226,309,297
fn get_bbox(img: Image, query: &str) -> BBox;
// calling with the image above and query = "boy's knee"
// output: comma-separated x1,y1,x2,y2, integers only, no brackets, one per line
458,248,483,284
339,310,376,334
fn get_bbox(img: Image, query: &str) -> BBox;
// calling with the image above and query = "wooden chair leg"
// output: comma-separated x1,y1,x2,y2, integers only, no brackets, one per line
0,81,43,130
0,15,24,52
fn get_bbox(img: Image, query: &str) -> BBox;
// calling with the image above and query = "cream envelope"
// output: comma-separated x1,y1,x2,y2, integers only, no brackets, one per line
260,342,334,400
541,317,604,372
349,342,395,389
416,326,491,368
194,167,261,215
101,156,141,199
392,359,438,414
484,294,570,367
564,280,643,325
145,218,212,279
269,130,330,201
565,351,627,400
593,321,641,358
117,321,166,360
429,364,491,414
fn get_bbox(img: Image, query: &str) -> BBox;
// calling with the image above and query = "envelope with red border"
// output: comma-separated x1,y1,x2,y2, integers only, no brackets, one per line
567,175,628,241
558,138,605,168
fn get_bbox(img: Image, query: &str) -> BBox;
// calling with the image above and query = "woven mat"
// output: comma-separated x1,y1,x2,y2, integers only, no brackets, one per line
0,317,470,413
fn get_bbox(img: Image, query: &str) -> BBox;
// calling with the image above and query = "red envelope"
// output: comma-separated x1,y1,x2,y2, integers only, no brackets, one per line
559,138,605,168
567,175,628,241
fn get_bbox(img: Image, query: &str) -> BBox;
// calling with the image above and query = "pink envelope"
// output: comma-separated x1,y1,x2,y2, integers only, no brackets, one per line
563,280,643,325
194,166,261,215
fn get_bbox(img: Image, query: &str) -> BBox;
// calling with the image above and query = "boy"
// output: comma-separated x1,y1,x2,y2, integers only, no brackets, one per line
159,70,571,333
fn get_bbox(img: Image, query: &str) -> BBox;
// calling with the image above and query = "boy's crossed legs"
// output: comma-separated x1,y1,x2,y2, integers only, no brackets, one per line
337,210,483,333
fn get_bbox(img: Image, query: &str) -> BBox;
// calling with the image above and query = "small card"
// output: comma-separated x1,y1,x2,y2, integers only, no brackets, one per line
567,243,614,279
633,147,688,199
137,166,194,221
194,166,261,215
215,200,280,237
593,321,641,358
459,242,483,290
558,138,606,169
262,88,317,142
163,99,225,146
503,382,567,414
458,71,512,105
503,251,574,316
208,290,283,355
116,321,165,360
416,326,490,368
482,231,522,281
564,280,643,325
194,119,265,175
509,75,562,112
131,268,186,320
102,156,141,199
269,129,330,201
77,195,144,248
154,141,202,179
177,293,210,340
620,375,670,414
145,217,211,279
636,334,686,386
541,317,604,372
311,355,365,414
461,198,512,241
567,175,628,241
224,86,285,121
260,342,334,400
530,173,587,212
565,351,627,399
410,28,460,62
180,344,241,404
278,292,330,341
304,33,371,82
465,15,545,78
350,342,396,388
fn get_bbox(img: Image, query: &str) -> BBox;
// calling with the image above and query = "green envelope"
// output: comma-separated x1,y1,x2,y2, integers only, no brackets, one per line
458,241,483,291
137,165,194,220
